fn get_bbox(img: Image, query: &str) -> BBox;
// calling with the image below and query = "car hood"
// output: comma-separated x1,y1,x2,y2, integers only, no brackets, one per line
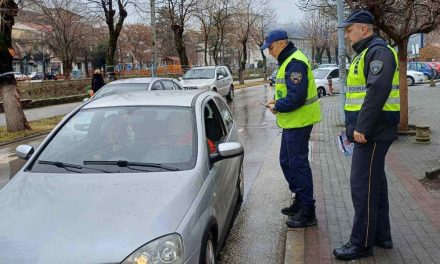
180,79,213,87
0,170,202,263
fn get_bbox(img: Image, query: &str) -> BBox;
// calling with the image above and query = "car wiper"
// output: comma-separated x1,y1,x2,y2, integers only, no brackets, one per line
38,160,110,173
83,160,180,171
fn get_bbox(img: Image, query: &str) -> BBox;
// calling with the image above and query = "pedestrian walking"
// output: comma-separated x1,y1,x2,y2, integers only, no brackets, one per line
333,9,400,260
90,69,105,97
261,29,321,228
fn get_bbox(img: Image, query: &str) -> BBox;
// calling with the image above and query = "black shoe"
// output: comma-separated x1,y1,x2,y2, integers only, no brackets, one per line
333,242,373,260
376,240,393,249
281,200,302,217
286,206,317,228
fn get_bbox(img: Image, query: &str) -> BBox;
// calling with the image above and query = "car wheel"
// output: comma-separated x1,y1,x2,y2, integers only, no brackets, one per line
200,232,216,264
407,76,415,86
226,85,234,102
317,87,326,98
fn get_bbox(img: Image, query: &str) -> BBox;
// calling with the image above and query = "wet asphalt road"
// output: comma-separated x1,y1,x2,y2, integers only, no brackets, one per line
0,84,286,262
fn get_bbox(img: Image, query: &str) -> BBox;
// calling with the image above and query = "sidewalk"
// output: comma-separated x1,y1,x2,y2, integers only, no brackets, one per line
285,92,440,263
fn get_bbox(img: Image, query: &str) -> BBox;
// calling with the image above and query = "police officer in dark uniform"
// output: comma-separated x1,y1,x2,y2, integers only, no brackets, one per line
261,30,321,228
333,10,400,260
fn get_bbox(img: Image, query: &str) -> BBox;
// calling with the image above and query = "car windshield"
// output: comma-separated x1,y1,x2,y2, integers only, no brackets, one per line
312,69,331,79
93,83,150,99
183,68,215,79
29,106,196,173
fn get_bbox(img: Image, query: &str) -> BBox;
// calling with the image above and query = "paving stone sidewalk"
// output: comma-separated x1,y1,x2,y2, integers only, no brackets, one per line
286,93,440,264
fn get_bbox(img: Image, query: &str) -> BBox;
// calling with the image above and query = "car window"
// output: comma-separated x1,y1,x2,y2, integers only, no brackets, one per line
93,83,150,99
172,81,183,90
214,97,234,132
204,99,227,143
151,81,164,90
221,67,229,77
183,68,215,79
162,80,175,90
29,106,196,173
329,69,339,78
312,69,331,79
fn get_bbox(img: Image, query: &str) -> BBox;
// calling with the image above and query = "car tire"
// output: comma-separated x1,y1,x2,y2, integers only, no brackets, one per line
317,87,326,98
407,76,415,86
226,85,234,102
200,231,216,264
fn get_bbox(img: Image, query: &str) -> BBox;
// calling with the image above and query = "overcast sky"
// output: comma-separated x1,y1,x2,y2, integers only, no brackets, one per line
125,0,305,26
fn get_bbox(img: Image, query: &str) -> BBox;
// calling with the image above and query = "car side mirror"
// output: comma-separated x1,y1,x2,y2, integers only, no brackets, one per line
210,142,243,163
217,74,224,80
83,98,89,102
16,144,34,160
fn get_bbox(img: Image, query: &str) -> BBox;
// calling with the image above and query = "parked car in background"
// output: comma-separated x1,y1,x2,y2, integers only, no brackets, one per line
407,62,436,80
70,69,83,79
426,62,440,79
268,69,278,86
318,63,337,68
407,70,426,86
30,72,58,80
13,72,28,80
91,77,183,100
3,90,244,264
312,67,341,97
180,66,235,102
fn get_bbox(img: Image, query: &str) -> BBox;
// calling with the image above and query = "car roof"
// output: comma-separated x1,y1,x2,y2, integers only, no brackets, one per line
315,67,338,70
189,66,220,69
107,77,175,84
83,90,204,109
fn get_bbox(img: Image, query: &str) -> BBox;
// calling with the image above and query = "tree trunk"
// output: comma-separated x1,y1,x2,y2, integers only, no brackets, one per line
62,58,73,79
397,39,409,131
239,40,247,84
0,0,30,132
326,47,332,63
316,47,324,64
172,24,189,71
204,36,209,66
107,33,118,67
335,46,339,65
260,49,267,80
312,45,316,66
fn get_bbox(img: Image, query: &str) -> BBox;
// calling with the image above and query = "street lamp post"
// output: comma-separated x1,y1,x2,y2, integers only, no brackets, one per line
337,0,346,124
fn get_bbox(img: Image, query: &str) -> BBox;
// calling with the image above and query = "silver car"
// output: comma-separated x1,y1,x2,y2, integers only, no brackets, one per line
93,77,184,99
0,90,244,264
179,66,234,102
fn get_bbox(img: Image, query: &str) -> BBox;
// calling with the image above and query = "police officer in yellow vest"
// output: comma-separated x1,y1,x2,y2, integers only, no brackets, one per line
261,29,321,228
333,10,400,260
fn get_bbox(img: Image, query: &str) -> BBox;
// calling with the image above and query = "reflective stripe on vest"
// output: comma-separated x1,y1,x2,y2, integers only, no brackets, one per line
344,45,400,112
274,50,321,128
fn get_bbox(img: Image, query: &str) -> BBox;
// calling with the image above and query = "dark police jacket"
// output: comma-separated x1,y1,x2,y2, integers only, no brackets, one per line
346,34,399,142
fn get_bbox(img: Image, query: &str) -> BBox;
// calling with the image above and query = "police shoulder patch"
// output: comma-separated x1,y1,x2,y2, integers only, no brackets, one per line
370,60,384,75
290,72,303,84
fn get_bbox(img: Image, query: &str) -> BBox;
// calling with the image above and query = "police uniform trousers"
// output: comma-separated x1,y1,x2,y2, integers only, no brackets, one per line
279,125,315,207
350,140,393,248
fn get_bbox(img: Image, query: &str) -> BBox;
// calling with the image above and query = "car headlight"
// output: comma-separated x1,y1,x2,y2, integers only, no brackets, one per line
121,234,183,264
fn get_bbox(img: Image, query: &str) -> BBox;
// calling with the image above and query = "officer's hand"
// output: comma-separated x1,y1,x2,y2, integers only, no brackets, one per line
267,104,278,114
266,99,275,105
354,130,367,143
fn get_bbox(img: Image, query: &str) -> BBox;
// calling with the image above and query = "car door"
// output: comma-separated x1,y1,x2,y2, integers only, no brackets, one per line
203,98,234,236
221,67,232,94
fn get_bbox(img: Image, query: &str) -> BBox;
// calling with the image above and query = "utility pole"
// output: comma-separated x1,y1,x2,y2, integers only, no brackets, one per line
150,0,157,77
337,0,346,123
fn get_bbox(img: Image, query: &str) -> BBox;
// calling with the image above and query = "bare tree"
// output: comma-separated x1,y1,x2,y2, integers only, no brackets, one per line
118,23,151,68
29,0,92,78
251,6,277,80
232,0,267,84
210,0,234,65
159,0,197,70
194,0,215,65
87,0,129,69
0,0,31,132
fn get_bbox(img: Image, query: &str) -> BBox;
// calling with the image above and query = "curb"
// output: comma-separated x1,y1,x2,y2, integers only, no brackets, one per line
285,228,305,264
0,131,50,148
